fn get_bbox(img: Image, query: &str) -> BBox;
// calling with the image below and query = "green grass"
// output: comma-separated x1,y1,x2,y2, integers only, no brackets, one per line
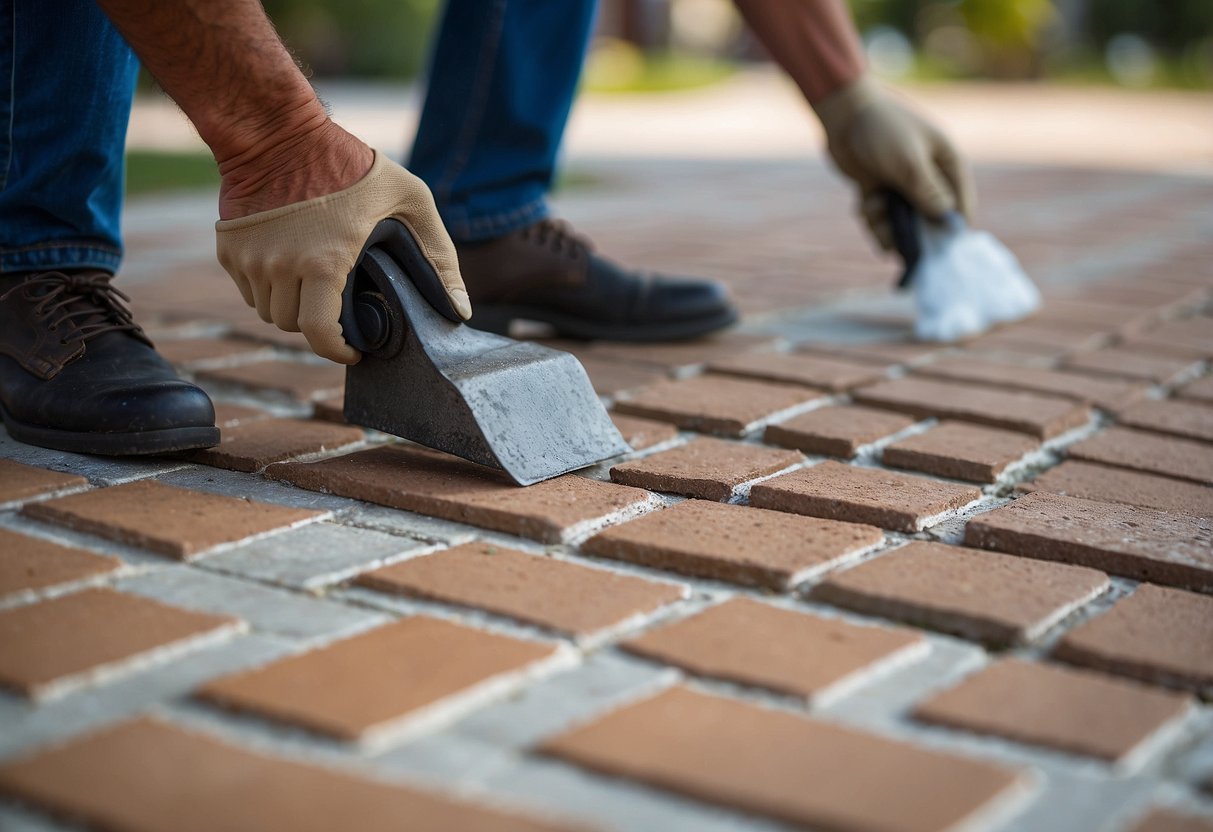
125,150,219,196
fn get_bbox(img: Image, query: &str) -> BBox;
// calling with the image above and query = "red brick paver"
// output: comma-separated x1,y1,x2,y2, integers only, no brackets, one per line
1022,461,1213,517
197,360,345,402
708,351,886,391
852,377,1091,439
198,616,560,745
0,717,581,832
581,499,882,590
1126,808,1213,832
608,413,678,451
1054,585,1213,695
763,405,916,457
268,445,654,544
1068,427,1213,485
622,598,924,701
750,460,981,532
882,421,1039,483
1177,375,1213,404
1063,348,1201,385
212,402,273,428
914,658,1191,762
915,355,1148,411
967,491,1213,590
609,437,802,500
24,480,321,559
0,529,122,598
1127,318,1213,359
0,588,240,699
811,541,1109,646
357,542,685,638
0,459,86,505
613,375,824,436
540,685,1024,832
1116,399,1213,444
156,337,270,367
191,418,365,473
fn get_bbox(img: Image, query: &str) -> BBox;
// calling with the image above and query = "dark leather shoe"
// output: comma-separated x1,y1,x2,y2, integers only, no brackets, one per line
0,271,219,455
456,219,738,341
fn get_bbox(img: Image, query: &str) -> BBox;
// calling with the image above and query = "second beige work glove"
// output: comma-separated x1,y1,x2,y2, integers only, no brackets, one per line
215,150,471,364
813,74,975,251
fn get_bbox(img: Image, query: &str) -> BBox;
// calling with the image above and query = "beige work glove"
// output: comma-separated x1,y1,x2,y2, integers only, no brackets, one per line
813,74,975,251
216,151,471,364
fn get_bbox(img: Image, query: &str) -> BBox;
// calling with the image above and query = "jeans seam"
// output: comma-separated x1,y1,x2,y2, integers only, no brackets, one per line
1,2,16,191
433,0,507,205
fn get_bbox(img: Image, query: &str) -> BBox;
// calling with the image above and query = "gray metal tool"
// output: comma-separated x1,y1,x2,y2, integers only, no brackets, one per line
338,219,630,486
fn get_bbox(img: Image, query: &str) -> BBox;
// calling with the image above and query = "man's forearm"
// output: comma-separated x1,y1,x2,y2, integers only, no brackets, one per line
733,0,866,103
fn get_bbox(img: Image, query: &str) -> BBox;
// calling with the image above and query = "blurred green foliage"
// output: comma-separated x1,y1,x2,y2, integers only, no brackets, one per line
1085,0,1213,52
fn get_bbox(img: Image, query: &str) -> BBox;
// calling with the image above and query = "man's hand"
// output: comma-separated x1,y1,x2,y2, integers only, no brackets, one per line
813,75,975,251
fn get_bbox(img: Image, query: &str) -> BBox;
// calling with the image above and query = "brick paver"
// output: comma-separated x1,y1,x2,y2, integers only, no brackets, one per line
190,418,365,473
811,541,1109,645
0,717,581,832
1063,347,1202,384
540,685,1024,832
1126,808,1213,832
578,356,667,397
156,336,270,366
621,598,924,701
966,491,1212,591
0,588,241,699
357,542,685,638
1054,585,1213,695
197,359,345,402
24,480,322,559
763,405,916,457
881,421,1039,482
750,460,981,532
799,340,945,367
1116,399,1213,444
613,375,824,436
212,401,272,428
914,658,1191,762
609,437,802,500
852,377,1091,438
581,498,882,589
0,529,122,598
198,616,560,745
1177,375,1213,404
268,444,654,544
607,413,678,451
0,459,86,505
1127,317,1213,358
914,355,1149,411
1068,426,1213,485
588,333,779,372
707,351,886,391
1022,460,1213,517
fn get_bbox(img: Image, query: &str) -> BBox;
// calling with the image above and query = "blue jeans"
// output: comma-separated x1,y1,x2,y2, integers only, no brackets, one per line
410,0,597,243
0,0,139,273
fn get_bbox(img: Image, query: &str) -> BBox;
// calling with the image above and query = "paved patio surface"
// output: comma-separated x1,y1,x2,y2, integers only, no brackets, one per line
1,79,1212,831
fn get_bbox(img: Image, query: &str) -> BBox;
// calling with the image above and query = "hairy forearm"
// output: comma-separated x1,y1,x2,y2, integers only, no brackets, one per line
733,0,866,103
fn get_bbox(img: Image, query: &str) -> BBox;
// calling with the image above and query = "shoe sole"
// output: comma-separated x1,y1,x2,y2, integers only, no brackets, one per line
469,305,739,342
1,403,220,456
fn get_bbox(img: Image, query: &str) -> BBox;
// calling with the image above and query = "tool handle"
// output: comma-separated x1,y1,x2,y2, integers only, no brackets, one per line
883,188,921,289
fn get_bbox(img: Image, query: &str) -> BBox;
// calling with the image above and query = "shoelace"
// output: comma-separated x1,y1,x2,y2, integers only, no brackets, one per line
518,219,592,261
0,271,143,346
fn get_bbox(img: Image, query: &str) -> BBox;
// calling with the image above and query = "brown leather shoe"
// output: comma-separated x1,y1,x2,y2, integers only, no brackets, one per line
455,219,738,341
0,271,218,455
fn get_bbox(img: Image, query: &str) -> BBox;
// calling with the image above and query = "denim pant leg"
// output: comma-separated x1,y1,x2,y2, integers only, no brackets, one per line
0,0,139,273
409,0,598,243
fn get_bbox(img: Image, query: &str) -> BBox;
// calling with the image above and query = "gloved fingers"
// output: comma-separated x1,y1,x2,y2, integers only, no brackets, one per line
298,277,360,365
269,276,303,333
860,190,895,251
934,139,976,222
229,270,256,308
389,172,472,321
252,280,274,325
895,144,957,221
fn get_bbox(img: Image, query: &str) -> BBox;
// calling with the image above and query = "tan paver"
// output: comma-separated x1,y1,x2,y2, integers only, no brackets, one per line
811,541,1109,645
1022,461,1213,517
581,499,882,590
1126,808,1213,832
622,597,924,701
198,616,559,744
882,421,1039,482
915,355,1149,411
1068,426,1213,485
0,588,241,699
708,351,886,391
539,685,1025,832
197,360,345,402
763,405,916,457
966,491,1213,591
609,437,802,500
750,460,981,532
1177,375,1213,404
1054,585,1213,695
1116,399,1213,444
1064,348,1201,384
190,418,365,473
24,480,321,559
0,716,581,832
852,377,1091,439
0,529,122,598
613,375,824,436
915,658,1190,762
608,412,678,451
357,542,685,637
267,445,653,544
0,459,86,505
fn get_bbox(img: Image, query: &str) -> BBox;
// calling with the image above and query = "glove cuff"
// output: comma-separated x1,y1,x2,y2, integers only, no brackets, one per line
811,73,883,137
